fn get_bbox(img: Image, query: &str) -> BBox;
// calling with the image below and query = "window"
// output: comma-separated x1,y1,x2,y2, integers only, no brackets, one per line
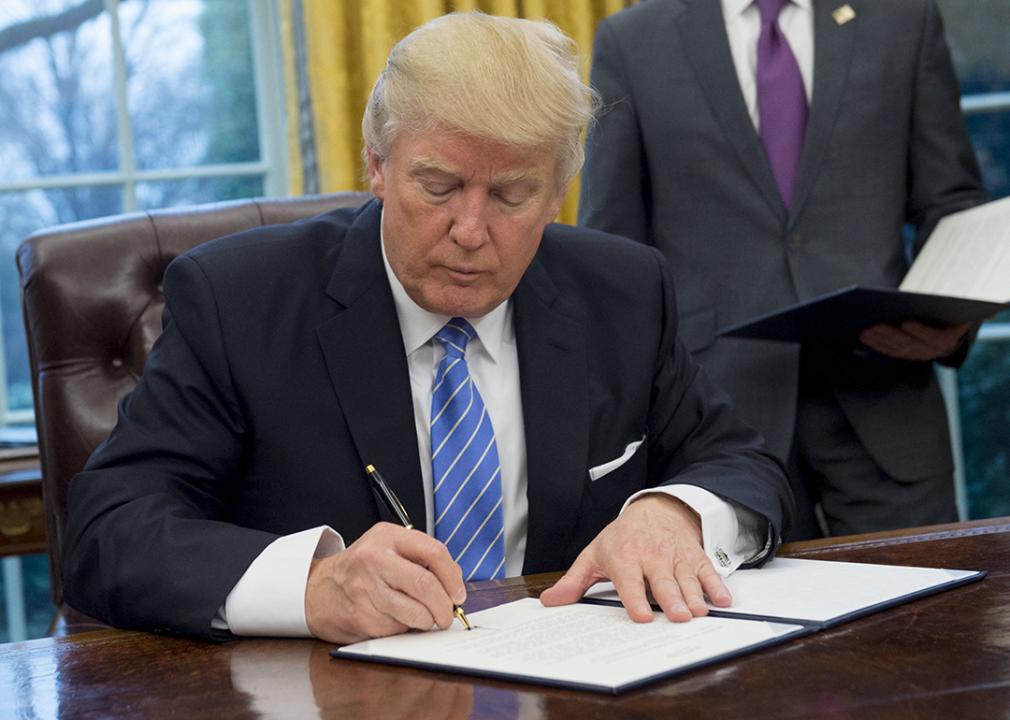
0,0,287,426
935,0,1010,519
0,0,286,642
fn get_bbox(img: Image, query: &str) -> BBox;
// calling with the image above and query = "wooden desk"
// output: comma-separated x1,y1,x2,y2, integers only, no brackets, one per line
3,518,1009,719
0,450,44,557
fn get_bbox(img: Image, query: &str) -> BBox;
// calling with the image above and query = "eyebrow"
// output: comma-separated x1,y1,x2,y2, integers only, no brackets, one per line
407,157,540,188
407,158,458,178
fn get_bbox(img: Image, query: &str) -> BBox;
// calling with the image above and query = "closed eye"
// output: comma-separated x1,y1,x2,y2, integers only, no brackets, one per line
421,183,457,199
494,186,535,208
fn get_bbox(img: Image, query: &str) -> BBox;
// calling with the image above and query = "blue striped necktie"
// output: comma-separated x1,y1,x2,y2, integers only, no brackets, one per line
430,318,506,581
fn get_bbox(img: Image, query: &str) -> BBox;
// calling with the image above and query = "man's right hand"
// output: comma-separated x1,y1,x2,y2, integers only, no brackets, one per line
304,522,466,644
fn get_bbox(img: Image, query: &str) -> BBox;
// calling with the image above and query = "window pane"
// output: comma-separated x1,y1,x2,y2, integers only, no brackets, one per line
135,175,264,211
959,338,1010,519
0,186,123,416
0,554,54,642
938,2,1010,199
937,1,1010,94
965,111,1010,199
0,2,116,181
121,0,261,170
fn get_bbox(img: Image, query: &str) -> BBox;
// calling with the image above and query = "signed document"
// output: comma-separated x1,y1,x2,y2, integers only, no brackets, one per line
585,558,983,627
334,598,805,693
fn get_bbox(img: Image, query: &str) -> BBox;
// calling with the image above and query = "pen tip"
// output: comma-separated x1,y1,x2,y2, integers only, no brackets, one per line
365,464,375,474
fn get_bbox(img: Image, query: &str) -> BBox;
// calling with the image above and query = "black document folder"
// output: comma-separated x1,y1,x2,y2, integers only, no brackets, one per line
718,286,1007,344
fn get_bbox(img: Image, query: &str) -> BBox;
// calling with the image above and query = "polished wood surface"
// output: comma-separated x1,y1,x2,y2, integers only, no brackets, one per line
3,518,1010,719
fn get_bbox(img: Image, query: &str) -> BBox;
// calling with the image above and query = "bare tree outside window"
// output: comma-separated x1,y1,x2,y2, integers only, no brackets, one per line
0,0,265,420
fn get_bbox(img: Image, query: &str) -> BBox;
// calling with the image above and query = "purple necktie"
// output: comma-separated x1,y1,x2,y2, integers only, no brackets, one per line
755,0,808,209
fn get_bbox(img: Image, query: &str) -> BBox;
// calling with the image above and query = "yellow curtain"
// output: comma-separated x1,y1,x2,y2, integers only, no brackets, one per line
280,0,635,225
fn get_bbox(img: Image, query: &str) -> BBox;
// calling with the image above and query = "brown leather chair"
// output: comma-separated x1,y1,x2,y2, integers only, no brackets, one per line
16,191,372,617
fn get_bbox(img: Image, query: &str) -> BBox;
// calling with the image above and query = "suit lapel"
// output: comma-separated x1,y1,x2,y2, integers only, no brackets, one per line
789,0,858,224
676,0,786,222
316,201,427,531
513,247,589,574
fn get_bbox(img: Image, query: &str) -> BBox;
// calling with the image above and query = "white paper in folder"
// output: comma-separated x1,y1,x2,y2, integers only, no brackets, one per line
900,196,1010,303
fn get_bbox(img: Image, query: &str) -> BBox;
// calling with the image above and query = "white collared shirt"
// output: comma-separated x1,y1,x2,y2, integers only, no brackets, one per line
381,240,530,578
722,0,815,128
219,218,767,636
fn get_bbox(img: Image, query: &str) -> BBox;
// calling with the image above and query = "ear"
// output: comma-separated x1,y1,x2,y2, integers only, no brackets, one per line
366,148,386,200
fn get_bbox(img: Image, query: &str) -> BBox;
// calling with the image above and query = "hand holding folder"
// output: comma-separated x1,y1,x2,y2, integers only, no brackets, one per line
859,319,970,362
720,197,1010,346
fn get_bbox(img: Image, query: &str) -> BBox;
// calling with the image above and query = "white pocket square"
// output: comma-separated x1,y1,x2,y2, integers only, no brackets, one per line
588,435,646,481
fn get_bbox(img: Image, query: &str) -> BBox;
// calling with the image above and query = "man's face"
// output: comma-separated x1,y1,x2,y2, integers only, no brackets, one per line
368,128,565,318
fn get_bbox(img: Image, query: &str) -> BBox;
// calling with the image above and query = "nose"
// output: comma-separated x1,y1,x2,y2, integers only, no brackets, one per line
448,189,490,249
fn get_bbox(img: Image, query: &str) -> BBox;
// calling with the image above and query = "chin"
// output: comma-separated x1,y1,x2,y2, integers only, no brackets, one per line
423,289,500,318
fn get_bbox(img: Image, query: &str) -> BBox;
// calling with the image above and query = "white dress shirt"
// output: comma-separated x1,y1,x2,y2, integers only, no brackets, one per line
219,219,768,636
722,0,814,128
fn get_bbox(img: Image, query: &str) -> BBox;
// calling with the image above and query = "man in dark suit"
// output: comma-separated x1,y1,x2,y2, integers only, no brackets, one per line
62,12,792,643
579,0,989,539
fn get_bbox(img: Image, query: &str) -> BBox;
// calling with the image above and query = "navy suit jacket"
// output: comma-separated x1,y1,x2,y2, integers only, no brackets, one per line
62,199,792,639
579,0,988,479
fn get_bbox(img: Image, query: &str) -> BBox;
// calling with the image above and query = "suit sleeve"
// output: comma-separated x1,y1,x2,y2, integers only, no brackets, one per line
577,19,653,244
906,0,988,244
906,1,990,368
645,249,794,553
61,254,277,640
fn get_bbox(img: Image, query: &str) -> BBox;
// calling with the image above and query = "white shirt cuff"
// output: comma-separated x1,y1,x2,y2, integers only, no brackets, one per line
212,526,345,636
621,484,769,577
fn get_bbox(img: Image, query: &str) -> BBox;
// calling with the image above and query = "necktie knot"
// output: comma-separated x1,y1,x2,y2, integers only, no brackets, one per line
435,318,476,359
755,0,788,23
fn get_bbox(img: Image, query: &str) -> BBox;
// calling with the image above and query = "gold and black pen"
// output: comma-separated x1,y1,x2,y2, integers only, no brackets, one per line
365,464,472,631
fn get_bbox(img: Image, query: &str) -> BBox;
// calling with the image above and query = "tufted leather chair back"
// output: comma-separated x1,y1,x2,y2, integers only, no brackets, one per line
16,192,373,607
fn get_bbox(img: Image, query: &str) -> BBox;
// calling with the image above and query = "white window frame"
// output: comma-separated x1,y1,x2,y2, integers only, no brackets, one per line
0,0,288,425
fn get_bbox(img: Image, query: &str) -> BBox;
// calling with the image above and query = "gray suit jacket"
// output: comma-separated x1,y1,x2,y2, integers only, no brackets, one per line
579,0,988,479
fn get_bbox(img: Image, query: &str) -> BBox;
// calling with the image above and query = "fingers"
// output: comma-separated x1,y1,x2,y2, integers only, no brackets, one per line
306,523,465,643
697,561,732,608
638,553,726,622
860,321,969,361
395,531,467,607
609,562,656,622
902,321,970,355
539,548,603,608
545,495,732,625
377,553,455,631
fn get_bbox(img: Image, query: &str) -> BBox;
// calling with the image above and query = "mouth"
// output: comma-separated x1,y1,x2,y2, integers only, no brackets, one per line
443,266,484,284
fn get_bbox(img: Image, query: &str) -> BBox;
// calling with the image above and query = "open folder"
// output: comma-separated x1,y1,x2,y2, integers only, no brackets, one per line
332,558,982,694
719,196,1010,344
718,287,1005,344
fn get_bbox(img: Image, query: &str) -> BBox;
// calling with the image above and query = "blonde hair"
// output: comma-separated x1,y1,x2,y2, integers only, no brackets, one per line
362,12,599,189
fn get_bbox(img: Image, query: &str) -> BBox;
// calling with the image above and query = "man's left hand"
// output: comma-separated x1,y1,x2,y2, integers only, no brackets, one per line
859,321,970,362
539,494,731,622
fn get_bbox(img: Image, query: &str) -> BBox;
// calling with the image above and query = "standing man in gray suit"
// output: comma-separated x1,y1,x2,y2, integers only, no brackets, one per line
579,0,989,539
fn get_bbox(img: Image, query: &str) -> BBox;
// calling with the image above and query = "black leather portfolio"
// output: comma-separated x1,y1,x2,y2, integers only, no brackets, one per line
719,286,1007,344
